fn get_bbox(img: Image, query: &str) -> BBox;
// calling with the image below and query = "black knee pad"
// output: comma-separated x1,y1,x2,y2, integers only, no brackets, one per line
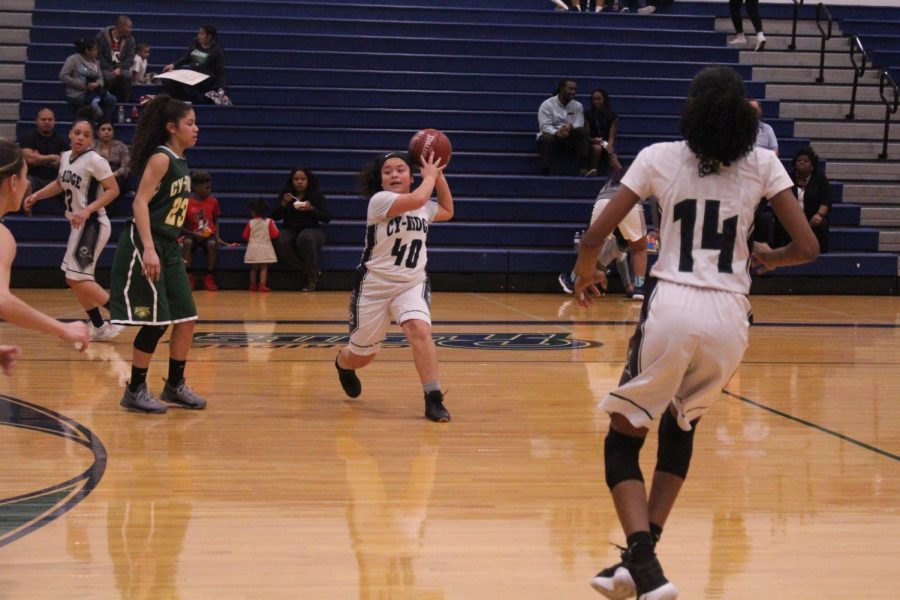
604,428,647,490
655,409,699,479
133,325,168,354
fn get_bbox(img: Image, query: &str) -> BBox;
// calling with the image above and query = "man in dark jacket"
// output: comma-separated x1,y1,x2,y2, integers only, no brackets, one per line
96,15,136,106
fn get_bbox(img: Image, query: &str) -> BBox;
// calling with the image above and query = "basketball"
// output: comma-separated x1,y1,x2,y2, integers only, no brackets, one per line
408,129,452,167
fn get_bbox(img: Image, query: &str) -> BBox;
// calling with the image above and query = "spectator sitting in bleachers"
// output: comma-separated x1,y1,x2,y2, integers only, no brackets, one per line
93,121,131,212
773,146,831,253
60,38,117,125
182,170,228,291
18,107,69,208
537,79,591,176
272,166,332,292
96,15,136,104
161,24,229,105
586,88,623,176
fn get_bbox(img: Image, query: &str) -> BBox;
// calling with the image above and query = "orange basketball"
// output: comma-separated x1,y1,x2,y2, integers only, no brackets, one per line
408,128,452,167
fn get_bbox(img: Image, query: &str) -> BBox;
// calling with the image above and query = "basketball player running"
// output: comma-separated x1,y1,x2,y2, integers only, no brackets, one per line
574,66,819,599
335,151,454,422
108,95,206,414
0,139,90,370
560,168,649,299
24,119,123,342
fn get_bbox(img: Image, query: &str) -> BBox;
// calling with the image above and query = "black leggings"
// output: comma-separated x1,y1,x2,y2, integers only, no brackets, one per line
730,0,763,34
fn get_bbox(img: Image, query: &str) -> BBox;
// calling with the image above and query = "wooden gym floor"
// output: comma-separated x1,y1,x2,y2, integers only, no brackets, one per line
1,290,897,599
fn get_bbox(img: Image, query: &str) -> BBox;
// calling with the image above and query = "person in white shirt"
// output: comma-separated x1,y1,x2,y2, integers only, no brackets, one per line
335,151,454,422
537,79,591,176
574,66,819,600
132,43,151,84
24,120,123,342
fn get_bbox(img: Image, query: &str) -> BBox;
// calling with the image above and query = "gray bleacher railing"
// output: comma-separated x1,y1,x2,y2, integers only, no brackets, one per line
877,69,898,160
815,2,833,84
788,0,804,52
846,35,867,121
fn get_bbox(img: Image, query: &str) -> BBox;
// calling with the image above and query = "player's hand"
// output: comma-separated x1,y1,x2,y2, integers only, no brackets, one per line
61,322,90,353
810,214,824,227
69,209,90,229
0,345,22,375
573,267,604,307
751,242,777,274
23,194,38,210
418,151,445,180
142,247,161,281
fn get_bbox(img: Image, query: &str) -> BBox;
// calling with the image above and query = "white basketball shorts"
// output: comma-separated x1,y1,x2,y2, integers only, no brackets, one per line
591,197,647,243
348,276,432,356
61,215,111,282
600,279,751,431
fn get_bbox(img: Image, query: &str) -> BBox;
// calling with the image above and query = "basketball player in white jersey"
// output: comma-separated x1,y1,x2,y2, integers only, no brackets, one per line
574,66,819,599
25,119,123,341
334,151,454,422
560,167,649,299
0,139,90,371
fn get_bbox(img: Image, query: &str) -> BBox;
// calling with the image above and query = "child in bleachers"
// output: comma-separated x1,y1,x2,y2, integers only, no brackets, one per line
243,199,279,292
182,170,226,291
132,43,152,84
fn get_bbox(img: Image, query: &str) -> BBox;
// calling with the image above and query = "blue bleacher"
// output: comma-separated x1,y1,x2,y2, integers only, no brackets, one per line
14,0,899,290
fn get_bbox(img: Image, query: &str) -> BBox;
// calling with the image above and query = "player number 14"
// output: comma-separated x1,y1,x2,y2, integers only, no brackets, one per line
673,198,738,273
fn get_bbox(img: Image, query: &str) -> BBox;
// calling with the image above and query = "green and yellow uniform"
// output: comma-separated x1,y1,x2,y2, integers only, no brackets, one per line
110,146,197,325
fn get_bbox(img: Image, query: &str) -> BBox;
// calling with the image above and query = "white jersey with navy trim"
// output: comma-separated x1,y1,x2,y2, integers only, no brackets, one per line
622,141,793,295
357,191,439,284
58,149,114,220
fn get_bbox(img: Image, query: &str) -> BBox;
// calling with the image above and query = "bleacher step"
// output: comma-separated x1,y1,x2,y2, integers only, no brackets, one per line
0,29,28,44
779,102,888,122
714,17,839,36
754,66,878,85
766,83,885,104
861,207,900,227
794,120,900,140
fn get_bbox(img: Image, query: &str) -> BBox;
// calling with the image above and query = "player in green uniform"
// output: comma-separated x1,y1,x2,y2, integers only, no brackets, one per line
109,96,207,413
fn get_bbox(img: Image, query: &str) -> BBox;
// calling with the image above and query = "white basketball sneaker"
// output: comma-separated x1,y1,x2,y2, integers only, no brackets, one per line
89,322,124,342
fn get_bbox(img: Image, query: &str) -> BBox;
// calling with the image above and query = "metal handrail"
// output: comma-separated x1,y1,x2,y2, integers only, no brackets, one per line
877,69,899,160
846,35,868,121
815,3,833,84
788,0,805,52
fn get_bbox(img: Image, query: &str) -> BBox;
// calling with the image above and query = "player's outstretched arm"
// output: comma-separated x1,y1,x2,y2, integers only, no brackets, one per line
0,227,90,350
752,187,820,273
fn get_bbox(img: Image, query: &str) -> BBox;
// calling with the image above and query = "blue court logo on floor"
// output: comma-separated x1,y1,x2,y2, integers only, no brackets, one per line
193,332,600,350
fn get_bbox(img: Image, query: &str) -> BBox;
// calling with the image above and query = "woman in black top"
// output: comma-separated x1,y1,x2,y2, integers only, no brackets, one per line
160,24,227,104
585,88,622,175
773,146,831,252
271,166,332,291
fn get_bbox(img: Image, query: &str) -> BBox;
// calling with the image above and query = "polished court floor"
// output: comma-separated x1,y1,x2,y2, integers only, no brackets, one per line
1,289,898,599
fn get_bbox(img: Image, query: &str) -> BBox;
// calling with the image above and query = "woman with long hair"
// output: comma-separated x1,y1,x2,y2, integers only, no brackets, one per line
575,66,819,599
334,151,453,422
108,95,207,414
0,139,89,371
24,119,122,341
160,24,227,104
271,166,331,291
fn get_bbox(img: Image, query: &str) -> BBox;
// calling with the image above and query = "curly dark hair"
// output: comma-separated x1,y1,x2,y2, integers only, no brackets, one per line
679,66,758,175
130,95,193,176
793,146,819,170
357,152,413,199
280,166,320,199
73,38,99,54
0,139,24,186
